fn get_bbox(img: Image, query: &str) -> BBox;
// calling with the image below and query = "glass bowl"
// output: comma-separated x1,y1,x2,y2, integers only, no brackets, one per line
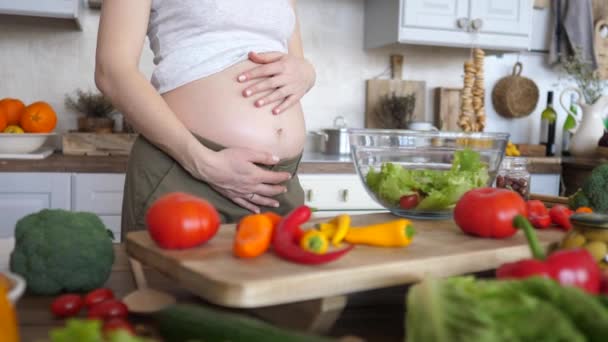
349,129,510,219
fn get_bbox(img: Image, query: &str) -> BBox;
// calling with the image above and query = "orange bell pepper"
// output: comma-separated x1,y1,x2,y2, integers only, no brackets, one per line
233,214,275,258
0,282,20,342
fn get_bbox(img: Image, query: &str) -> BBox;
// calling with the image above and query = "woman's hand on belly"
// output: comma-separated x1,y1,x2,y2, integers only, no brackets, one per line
237,51,316,115
199,146,291,213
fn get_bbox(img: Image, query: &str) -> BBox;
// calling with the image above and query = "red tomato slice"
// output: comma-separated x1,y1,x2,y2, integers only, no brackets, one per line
84,288,114,308
51,294,83,318
103,318,135,335
399,194,420,209
87,299,128,321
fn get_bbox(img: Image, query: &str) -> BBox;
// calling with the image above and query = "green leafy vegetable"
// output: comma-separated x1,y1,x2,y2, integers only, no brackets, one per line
366,149,489,210
406,276,608,342
50,319,146,342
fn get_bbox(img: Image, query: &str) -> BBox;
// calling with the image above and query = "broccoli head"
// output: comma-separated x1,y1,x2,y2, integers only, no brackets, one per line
568,163,608,213
9,209,115,295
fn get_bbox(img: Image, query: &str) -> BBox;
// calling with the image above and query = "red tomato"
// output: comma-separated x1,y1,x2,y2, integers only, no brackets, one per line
87,299,128,321
51,294,83,318
84,288,114,308
399,194,419,209
146,192,221,249
454,187,527,239
103,318,135,335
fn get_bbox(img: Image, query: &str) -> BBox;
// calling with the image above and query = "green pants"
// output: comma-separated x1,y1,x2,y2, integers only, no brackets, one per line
121,135,304,240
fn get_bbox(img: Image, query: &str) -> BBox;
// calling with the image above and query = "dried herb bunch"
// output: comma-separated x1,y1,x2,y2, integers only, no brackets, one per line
560,48,606,104
374,92,416,129
65,89,115,118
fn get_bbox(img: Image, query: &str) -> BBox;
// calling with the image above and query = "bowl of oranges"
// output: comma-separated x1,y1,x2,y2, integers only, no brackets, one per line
0,98,57,154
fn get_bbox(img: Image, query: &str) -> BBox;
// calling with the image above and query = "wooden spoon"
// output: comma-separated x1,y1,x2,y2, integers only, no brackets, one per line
123,258,176,314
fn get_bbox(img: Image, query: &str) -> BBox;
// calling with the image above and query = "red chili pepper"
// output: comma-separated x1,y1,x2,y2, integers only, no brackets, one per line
272,205,353,265
549,205,573,231
496,215,600,294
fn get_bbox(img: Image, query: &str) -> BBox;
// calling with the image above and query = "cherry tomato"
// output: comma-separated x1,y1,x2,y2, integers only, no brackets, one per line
146,192,221,249
87,299,129,321
51,294,83,318
399,194,419,209
84,288,114,308
103,318,135,335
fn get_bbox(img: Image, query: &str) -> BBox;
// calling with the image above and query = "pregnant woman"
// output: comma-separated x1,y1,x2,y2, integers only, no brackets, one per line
95,0,315,238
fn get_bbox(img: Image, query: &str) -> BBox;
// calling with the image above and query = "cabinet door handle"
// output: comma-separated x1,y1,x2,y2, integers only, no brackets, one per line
470,18,483,32
341,189,349,202
306,189,314,202
456,17,469,30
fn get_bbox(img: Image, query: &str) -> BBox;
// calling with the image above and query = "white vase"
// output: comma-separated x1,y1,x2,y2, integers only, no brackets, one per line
560,88,608,157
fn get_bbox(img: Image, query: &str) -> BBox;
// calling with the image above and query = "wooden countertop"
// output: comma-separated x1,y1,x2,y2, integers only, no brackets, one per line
0,153,561,174
562,156,608,169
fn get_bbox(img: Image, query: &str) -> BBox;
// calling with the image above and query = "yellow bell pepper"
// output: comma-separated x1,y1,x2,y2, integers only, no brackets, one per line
317,222,337,238
300,230,329,254
0,282,20,342
331,214,351,246
344,219,415,247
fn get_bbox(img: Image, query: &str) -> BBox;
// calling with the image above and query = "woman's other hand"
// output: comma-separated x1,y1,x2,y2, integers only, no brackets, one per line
193,146,292,214
238,51,316,115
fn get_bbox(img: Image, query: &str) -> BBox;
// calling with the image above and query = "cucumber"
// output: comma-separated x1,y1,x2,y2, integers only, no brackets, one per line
155,304,336,342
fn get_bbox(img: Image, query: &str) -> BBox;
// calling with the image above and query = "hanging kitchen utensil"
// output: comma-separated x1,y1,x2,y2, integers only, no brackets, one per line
491,62,539,118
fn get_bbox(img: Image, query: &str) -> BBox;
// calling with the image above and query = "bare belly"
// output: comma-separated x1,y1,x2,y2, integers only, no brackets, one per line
162,60,306,159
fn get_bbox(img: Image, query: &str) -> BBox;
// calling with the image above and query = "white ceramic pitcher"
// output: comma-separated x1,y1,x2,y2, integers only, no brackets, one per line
560,88,608,157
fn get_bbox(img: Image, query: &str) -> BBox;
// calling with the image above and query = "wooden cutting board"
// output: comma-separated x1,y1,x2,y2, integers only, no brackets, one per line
125,212,563,309
365,55,426,128
434,87,463,131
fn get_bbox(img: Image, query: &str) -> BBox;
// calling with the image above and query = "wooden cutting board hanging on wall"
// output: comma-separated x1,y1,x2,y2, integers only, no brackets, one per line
365,55,426,129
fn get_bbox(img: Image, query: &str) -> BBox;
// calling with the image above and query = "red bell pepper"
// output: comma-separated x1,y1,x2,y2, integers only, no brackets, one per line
272,205,353,265
526,200,551,229
496,215,601,294
549,205,573,231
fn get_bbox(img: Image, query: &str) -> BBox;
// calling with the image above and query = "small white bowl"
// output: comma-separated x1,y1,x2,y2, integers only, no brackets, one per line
3,272,26,304
0,133,55,154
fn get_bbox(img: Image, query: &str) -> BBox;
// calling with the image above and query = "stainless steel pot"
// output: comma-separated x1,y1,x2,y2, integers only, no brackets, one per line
309,116,350,155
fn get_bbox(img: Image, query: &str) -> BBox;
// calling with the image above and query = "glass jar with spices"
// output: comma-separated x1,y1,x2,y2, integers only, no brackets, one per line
495,157,530,199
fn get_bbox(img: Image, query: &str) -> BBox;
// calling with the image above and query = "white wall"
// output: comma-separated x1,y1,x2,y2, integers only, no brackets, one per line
0,0,575,149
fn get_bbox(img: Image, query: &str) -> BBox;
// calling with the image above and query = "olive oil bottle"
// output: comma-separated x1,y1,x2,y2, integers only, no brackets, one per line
540,91,557,157
561,93,577,156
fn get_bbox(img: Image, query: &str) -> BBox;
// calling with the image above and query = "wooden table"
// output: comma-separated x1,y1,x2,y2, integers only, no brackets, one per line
126,213,564,334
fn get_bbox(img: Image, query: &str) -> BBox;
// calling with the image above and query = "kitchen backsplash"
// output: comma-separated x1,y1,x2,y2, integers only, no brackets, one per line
0,0,576,149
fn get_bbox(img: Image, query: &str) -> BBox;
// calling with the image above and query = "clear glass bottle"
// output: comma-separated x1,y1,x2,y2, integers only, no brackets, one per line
495,157,531,199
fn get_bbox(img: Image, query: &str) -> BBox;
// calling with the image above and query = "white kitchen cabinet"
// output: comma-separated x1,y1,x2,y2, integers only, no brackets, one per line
0,173,71,238
298,174,387,216
72,173,125,242
365,0,534,51
0,0,83,29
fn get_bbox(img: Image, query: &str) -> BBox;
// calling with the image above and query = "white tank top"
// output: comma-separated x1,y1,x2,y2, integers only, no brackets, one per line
147,0,296,94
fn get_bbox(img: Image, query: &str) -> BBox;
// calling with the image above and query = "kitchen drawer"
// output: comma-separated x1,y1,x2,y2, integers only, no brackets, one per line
298,174,384,210
0,173,71,238
71,173,125,215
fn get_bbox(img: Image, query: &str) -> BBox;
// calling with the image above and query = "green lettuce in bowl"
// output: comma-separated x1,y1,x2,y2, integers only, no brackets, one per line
365,149,489,212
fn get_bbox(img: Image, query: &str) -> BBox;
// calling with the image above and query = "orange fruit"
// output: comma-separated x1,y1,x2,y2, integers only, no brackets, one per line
20,101,57,133
0,107,7,132
0,98,25,126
